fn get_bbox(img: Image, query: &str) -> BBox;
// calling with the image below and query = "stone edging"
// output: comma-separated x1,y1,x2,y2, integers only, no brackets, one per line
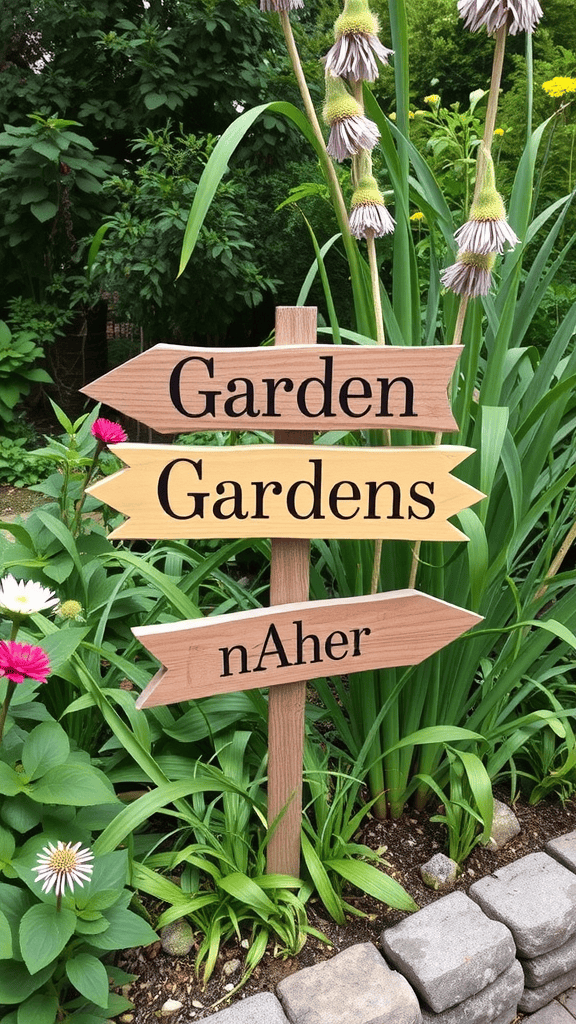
196,830,576,1024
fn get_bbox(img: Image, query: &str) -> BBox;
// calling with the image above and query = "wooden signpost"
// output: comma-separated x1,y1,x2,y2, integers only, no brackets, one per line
81,342,463,433
133,592,482,707
85,306,484,877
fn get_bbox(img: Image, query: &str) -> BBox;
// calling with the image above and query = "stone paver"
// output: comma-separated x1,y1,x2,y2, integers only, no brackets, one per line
547,832,576,874
522,933,576,988
520,968,576,1013
276,942,421,1024
381,890,515,1013
559,989,576,1015
418,959,524,1024
523,1001,576,1022
199,992,289,1024
469,853,576,958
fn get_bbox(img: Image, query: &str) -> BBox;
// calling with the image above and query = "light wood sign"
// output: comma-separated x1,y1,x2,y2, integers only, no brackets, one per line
87,443,483,542
84,306,484,878
81,343,462,433
134,591,482,708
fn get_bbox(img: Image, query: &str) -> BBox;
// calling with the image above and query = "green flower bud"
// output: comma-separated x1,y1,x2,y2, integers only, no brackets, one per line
335,0,379,38
351,174,384,208
323,73,362,124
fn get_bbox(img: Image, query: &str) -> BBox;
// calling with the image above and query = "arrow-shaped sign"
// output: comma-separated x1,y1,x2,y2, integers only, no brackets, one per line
134,590,482,707
82,343,462,433
88,443,483,542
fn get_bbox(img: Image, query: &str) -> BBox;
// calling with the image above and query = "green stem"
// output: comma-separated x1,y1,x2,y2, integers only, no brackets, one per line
72,441,103,536
0,619,21,744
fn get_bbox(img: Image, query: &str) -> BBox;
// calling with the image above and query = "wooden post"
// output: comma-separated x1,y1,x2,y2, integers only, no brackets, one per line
266,306,315,877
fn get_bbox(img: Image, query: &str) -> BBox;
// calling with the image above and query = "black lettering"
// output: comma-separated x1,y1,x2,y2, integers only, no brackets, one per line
252,479,282,519
157,458,208,519
213,481,249,520
325,630,349,660
219,643,250,677
262,376,294,417
253,624,292,672
294,620,322,665
224,379,259,418
408,481,435,519
378,376,416,418
339,377,371,418
366,480,404,519
295,356,336,418
328,480,361,520
169,356,219,417
286,459,325,520
351,627,371,655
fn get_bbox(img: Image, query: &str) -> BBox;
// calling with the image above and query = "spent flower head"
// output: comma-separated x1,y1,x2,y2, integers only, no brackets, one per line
33,841,94,897
91,418,127,445
454,154,520,255
260,0,304,9
324,0,393,83
457,0,543,35
0,575,58,619
323,72,380,160
0,640,51,685
349,173,395,239
542,77,576,99
441,251,496,298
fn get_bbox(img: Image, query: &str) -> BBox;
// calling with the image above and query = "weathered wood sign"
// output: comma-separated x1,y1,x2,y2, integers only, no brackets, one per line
134,591,482,708
87,443,483,542
81,343,462,433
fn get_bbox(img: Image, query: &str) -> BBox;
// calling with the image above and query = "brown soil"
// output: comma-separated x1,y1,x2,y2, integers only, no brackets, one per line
0,484,50,519
117,793,576,1023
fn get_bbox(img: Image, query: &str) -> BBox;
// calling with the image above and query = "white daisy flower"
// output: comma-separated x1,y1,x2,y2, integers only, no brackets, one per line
0,575,58,618
32,840,94,897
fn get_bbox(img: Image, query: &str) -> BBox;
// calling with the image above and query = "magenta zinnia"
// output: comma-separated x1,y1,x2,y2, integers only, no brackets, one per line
0,640,51,685
91,418,127,445
33,841,94,896
457,0,543,35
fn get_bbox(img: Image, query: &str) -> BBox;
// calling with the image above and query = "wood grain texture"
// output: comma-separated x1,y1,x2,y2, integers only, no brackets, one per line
81,342,462,433
88,443,483,542
267,307,314,877
133,590,483,707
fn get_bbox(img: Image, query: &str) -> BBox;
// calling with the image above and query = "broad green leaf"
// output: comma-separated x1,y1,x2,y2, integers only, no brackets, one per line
0,960,55,1004
0,762,23,796
21,721,70,781
20,904,75,972
25,763,118,805
325,859,417,911
16,993,58,1024
87,907,157,951
30,200,58,222
0,908,13,958
66,953,109,1008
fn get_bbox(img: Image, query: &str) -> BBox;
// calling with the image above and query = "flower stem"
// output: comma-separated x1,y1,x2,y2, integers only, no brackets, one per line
0,680,16,745
534,518,576,603
278,12,351,235
474,24,507,202
72,441,103,536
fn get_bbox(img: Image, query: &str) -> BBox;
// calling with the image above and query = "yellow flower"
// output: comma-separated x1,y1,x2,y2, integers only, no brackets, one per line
424,94,440,105
408,110,415,119
388,111,396,120
410,211,425,222
542,77,576,99
494,127,504,136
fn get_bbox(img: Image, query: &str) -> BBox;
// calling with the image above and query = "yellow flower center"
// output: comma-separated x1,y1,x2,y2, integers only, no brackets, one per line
49,849,77,872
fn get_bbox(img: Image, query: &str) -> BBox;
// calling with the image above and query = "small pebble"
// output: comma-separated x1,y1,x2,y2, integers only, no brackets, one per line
224,983,235,992
161,999,183,1015
223,958,241,976
240,939,249,949
192,1000,204,1008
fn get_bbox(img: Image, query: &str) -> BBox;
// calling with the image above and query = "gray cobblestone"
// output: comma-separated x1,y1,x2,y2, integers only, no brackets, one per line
519,967,576,1013
547,832,576,875
522,933,576,988
276,942,421,1024
199,993,290,1024
418,959,524,1024
381,890,515,1012
469,853,576,958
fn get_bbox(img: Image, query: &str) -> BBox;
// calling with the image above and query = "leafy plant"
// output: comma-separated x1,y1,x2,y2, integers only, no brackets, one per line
0,321,53,438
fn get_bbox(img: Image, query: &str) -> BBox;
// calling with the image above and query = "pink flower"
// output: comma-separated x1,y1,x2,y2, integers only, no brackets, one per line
91,418,127,445
0,641,51,685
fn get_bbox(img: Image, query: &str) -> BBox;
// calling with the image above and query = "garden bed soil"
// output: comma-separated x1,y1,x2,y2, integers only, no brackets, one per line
116,792,576,1024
